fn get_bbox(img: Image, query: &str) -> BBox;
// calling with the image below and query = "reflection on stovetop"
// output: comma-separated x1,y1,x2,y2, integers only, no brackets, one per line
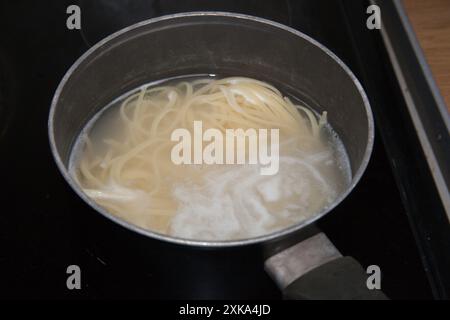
0,0,433,299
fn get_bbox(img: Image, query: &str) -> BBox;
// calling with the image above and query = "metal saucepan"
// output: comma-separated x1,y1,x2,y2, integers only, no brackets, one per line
49,12,380,299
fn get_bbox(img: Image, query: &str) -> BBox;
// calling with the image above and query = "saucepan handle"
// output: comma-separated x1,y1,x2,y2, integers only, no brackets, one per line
264,233,388,300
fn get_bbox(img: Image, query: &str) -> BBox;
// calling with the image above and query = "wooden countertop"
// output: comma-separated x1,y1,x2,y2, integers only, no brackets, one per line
403,0,450,112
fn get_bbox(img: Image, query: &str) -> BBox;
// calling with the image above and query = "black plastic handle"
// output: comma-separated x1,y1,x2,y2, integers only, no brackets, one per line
283,256,388,300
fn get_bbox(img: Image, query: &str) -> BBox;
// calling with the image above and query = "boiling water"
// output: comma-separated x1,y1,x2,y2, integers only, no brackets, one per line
69,75,351,241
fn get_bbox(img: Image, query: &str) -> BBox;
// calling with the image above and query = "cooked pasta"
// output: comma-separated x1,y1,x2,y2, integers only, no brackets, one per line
70,77,350,240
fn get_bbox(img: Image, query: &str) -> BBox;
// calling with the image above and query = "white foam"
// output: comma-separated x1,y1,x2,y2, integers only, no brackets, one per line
168,148,339,240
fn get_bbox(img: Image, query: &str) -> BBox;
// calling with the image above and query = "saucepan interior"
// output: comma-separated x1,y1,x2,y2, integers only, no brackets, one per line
48,12,374,247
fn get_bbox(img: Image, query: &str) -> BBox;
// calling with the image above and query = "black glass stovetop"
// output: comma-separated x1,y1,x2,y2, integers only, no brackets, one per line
0,0,445,299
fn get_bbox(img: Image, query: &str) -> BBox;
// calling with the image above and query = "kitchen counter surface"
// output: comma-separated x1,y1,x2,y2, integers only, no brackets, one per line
403,0,450,112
